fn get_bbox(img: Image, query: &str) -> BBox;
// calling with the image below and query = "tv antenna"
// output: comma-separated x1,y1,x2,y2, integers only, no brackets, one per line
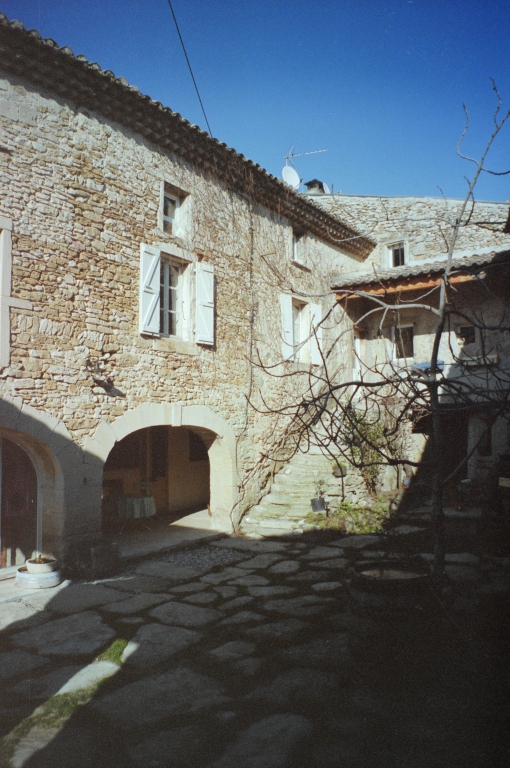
284,146,328,168
282,146,329,190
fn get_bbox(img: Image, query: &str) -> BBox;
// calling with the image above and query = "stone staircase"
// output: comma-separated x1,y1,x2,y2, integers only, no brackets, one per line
240,449,349,537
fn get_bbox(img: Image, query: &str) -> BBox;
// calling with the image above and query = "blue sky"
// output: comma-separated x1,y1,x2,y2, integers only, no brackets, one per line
2,0,509,200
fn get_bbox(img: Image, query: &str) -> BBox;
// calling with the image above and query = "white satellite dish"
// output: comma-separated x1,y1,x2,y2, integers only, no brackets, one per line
282,165,300,190
323,182,331,194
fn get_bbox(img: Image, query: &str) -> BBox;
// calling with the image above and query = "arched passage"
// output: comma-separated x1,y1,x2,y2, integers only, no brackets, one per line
86,403,238,533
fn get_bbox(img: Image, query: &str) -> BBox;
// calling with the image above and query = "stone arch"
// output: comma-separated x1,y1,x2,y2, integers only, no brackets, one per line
0,397,76,563
85,403,238,531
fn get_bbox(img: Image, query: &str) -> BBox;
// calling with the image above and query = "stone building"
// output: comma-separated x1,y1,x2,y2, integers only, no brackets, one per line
320,192,510,488
0,15,373,575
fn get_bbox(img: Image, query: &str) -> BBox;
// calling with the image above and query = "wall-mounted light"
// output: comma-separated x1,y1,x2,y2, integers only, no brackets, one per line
85,356,115,392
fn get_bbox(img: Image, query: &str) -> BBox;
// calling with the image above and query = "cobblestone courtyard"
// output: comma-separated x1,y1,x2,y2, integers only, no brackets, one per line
1,517,509,768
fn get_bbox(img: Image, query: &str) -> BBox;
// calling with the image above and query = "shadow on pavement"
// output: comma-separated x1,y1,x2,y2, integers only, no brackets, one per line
1,523,509,768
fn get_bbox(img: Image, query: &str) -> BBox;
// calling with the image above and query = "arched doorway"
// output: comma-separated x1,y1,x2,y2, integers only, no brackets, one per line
0,436,38,568
102,426,212,532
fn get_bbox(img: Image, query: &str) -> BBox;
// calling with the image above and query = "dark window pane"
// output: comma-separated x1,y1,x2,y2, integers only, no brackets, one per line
395,326,413,358
392,245,405,267
458,325,475,345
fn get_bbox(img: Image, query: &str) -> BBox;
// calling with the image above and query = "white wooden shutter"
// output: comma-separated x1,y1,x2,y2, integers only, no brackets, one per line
195,262,215,345
310,302,323,365
280,293,293,360
139,244,161,335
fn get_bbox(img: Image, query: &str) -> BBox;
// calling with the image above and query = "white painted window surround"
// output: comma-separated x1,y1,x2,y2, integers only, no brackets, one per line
280,293,322,364
139,243,215,346
385,241,406,268
0,217,32,368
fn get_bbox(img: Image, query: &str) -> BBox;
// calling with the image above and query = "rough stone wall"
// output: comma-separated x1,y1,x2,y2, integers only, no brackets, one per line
315,194,510,273
0,70,358,538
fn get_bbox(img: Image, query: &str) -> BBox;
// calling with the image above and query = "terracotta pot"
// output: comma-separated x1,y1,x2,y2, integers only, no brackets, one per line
26,556,58,574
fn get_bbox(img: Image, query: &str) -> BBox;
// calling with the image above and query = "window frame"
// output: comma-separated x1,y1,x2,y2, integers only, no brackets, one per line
392,324,414,361
162,191,180,235
456,324,476,347
387,241,406,268
159,256,183,338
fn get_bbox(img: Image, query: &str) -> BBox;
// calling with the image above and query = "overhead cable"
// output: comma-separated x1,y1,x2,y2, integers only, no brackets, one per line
166,0,213,137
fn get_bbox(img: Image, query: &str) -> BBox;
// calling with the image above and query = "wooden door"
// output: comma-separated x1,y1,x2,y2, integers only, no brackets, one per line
0,438,38,568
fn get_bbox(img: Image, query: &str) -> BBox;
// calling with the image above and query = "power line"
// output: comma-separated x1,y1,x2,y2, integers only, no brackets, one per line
166,0,212,137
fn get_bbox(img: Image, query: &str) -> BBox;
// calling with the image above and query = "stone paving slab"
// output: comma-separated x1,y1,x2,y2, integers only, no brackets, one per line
213,539,288,553
93,667,228,728
8,664,83,700
285,570,327,583
219,596,254,611
214,586,238,598
209,641,256,661
0,600,52,633
235,554,283,570
246,668,339,705
247,586,295,598
93,574,172,594
262,595,335,617
170,581,209,594
244,619,307,640
0,649,49,682
57,660,120,693
268,560,300,574
312,581,343,592
11,611,116,656
302,545,348,560
201,567,254,585
24,583,129,615
227,574,270,587
209,714,312,768
149,601,223,628
218,611,265,626
135,562,203,582
122,623,202,669
183,591,219,605
307,557,350,570
102,592,171,614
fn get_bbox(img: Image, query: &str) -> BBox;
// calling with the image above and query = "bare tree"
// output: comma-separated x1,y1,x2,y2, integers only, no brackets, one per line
251,83,510,581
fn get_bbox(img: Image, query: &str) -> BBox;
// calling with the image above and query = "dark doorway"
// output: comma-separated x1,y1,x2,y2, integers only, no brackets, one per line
0,437,38,568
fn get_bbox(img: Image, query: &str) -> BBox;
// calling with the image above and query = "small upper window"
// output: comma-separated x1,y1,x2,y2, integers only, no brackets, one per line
163,192,180,235
394,325,414,359
456,325,476,346
292,230,304,264
160,258,183,337
389,242,405,268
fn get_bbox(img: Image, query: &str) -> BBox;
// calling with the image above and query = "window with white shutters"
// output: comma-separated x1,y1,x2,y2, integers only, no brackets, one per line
280,294,323,365
195,262,215,346
139,244,161,335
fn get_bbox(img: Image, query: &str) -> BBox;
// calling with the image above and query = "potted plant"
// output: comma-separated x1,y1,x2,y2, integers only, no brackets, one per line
26,553,59,574
311,479,327,513
331,460,347,478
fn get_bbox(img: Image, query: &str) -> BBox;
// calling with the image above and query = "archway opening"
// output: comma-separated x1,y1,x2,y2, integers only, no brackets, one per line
101,426,212,534
0,437,38,568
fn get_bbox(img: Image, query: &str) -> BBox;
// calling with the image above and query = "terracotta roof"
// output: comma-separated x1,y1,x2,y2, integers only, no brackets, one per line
0,14,375,259
332,249,510,290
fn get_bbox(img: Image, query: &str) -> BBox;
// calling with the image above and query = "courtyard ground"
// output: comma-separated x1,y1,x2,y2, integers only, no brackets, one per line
0,504,509,768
